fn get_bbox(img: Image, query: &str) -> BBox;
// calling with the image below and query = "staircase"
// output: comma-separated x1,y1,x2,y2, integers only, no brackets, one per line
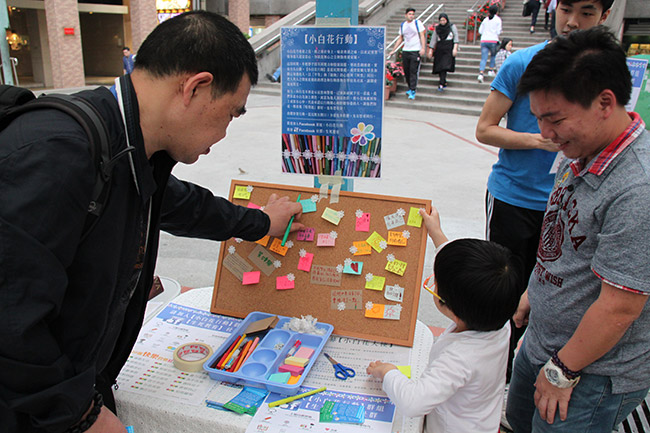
253,0,550,117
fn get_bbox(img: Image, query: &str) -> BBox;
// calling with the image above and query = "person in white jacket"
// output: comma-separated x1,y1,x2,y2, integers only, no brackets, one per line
478,5,502,83
367,207,520,433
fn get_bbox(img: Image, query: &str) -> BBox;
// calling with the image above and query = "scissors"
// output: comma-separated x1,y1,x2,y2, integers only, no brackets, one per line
324,353,356,380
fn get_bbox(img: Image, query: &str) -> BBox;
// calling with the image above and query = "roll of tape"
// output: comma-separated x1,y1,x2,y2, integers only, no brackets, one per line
173,342,213,372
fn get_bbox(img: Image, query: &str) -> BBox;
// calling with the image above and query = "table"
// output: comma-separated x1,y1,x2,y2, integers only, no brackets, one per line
115,287,433,433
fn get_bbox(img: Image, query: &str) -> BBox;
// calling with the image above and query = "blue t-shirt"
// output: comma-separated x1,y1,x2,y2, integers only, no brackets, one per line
123,54,135,74
487,41,557,211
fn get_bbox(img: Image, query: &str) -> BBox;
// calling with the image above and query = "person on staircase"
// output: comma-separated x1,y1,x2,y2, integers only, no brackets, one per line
428,13,459,92
389,7,426,100
529,0,544,33
478,5,502,83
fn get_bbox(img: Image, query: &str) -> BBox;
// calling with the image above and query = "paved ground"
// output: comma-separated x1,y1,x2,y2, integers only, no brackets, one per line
153,90,499,329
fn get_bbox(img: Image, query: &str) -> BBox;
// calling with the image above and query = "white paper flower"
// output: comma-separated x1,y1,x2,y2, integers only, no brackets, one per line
365,301,374,310
303,150,313,159
311,194,319,203
336,264,344,273
337,210,345,219
291,149,302,159
379,240,388,249
348,153,358,162
397,208,406,217
355,209,364,218
283,149,291,158
371,155,381,164
394,304,403,313
235,238,243,243
387,254,395,262
246,185,254,193
338,302,346,311
228,245,236,254
325,151,335,160
337,151,346,161
273,260,282,268
349,245,358,254
360,154,370,163
260,206,265,211
329,231,338,240
365,273,374,282
315,150,324,160
299,248,307,258
344,258,352,266
285,240,294,248
402,230,411,239
287,273,295,281
394,284,403,291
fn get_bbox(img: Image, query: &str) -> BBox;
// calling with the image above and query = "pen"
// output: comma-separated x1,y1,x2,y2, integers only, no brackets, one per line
268,386,327,408
281,194,301,246
242,337,260,365
286,340,301,357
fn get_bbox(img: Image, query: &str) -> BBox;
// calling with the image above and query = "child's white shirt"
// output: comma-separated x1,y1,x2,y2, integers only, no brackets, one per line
382,322,510,433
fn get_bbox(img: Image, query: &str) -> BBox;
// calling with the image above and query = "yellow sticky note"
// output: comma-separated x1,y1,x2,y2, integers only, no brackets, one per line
321,207,342,225
365,275,386,291
269,238,289,256
365,303,385,319
387,231,408,246
233,185,252,200
255,235,270,246
397,365,411,378
385,259,407,276
353,241,372,256
366,231,386,253
407,207,423,228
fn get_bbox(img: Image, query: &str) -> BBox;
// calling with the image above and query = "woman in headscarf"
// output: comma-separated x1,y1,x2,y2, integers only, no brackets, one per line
428,13,459,91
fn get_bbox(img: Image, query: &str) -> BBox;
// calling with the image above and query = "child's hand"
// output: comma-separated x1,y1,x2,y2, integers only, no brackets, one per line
419,207,448,247
366,360,397,380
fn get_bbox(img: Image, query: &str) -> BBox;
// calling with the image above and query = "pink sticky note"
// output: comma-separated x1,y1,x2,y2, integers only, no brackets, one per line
296,227,315,242
294,347,314,360
317,233,336,247
247,202,261,209
356,213,371,232
298,252,314,272
242,271,261,285
276,276,295,290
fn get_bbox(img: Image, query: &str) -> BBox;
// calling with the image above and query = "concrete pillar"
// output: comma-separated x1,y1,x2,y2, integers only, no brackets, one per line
229,0,250,35
43,0,84,88
130,0,157,52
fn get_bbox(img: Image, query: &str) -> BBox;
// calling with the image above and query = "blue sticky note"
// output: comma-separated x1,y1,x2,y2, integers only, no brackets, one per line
343,261,363,275
268,372,291,384
300,199,317,213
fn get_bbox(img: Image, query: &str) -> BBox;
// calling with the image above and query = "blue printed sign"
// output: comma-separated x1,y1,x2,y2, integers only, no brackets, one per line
626,57,648,112
281,26,385,178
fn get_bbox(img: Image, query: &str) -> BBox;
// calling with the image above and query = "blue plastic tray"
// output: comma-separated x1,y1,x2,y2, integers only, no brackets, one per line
204,311,333,395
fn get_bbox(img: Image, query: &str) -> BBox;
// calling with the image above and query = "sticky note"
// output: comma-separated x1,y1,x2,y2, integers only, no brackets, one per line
296,227,315,242
322,207,341,225
397,365,411,378
276,276,295,290
255,235,270,246
385,259,407,276
242,271,261,285
247,202,261,209
285,356,309,367
365,276,386,291
294,347,314,360
407,207,423,227
233,185,251,200
365,303,385,319
387,231,408,246
343,261,363,275
278,364,304,376
385,284,404,302
366,303,401,320
384,212,405,230
300,199,317,213
269,238,289,256
366,232,387,253
352,241,372,256
287,374,301,385
355,213,370,232
297,252,314,272
268,372,291,383
317,233,336,247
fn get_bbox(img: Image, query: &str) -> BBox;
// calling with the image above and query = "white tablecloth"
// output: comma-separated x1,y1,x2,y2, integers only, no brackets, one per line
115,287,433,433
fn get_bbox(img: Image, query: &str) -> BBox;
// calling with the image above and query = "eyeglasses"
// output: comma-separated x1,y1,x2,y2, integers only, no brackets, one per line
422,274,445,304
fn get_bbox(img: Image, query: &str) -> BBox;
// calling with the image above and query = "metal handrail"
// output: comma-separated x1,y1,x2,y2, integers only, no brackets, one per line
365,0,388,15
386,3,443,58
253,10,316,55
0,57,19,86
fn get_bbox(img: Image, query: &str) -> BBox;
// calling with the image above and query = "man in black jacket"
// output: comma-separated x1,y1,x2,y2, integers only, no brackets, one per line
0,11,302,433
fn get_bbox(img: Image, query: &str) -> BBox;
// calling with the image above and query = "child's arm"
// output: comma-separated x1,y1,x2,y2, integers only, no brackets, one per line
419,207,448,248
366,360,398,380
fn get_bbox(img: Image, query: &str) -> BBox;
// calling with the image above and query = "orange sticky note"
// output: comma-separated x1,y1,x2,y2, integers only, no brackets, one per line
255,235,270,246
353,241,372,255
365,303,385,319
269,238,289,256
387,231,408,246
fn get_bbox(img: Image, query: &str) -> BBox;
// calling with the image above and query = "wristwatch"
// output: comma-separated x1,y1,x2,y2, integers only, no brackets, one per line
543,359,580,389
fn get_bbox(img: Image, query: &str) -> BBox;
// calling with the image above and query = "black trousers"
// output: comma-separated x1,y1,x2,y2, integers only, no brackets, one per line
530,0,541,27
402,50,421,91
486,192,545,383
439,71,447,87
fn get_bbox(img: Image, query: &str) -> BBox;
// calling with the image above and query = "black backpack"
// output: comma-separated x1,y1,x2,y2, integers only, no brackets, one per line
0,84,114,239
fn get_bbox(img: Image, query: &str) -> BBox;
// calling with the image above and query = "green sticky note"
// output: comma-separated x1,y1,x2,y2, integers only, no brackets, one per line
300,199,317,213
366,231,386,253
407,207,423,228
322,207,341,225
233,185,252,200
365,275,386,291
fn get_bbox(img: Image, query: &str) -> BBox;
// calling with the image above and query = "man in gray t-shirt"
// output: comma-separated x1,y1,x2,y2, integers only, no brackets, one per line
505,27,650,433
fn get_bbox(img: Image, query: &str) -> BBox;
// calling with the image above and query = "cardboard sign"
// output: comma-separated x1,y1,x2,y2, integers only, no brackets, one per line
223,252,254,282
310,265,342,287
248,244,276,276
330,289,363,310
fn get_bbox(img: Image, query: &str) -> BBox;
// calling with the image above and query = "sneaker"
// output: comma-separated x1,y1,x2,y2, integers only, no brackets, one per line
408,91,416,100
478,73,484,83
406,90,413,97
437,85,444,92
488,70,495,77
265,73,276,83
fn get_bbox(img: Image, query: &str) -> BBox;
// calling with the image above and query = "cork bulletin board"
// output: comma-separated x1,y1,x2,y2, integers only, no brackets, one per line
211,180,431,346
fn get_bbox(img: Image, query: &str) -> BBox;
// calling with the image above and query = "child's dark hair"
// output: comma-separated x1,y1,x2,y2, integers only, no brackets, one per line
558,0,614,12
433,239,519,331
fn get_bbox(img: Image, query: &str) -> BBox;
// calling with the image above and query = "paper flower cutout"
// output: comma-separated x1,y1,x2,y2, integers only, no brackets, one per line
260,206,265,211
228,245,236,254
337,151,346,162
402,230,411,239
348,153,358,162
299,248,307,258
246,185,254,193
287,273,295,281
394,304,403,313
338,302,346,311
387,254,395,262
350,122,375,146
365,301,374,310
273,260,282,268
285,240,294,248
336,264,344,273
360,154,370,163
356,209,364,218
329,231,338,240
283,149,291,158
311,194,319,203
349,245,358,254
397,208,406,217
371,155,381,164
235,238,243,243
315,150,324,160
344,258,352,266
337,210,345,219
303,149,313,159
379,240,388,249
325,151,335,160
291,149,302,159
365,273,374,282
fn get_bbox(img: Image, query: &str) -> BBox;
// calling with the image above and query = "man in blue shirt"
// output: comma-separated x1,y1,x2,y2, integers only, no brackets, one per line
122,46,135,75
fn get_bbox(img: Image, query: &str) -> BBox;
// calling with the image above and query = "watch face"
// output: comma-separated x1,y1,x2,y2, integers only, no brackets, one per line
547,368,559,383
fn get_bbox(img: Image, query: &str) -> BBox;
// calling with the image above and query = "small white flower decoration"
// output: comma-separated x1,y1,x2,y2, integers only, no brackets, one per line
235,238,243,243
387,254,395,262
349,245,358,254
371,155,381,164
246,185,254,193
291,149,301,159
337,210,345,219
285,240,294,248
311,194,319,203
287,273,295,281
365,273,374,282
402,230,411,239
338,302,346,311
273,260,282,269
336,264,344,273
344,258,352,266
355,209,364,218
348,153,358,162
396,208,406,217
394,304,403,313
228,245,236,254
260,206,266,211
315,150,324,160
283,149,291,159
337,151,346,161
329,231,338,240
325,151,335,160
299,248,307,258
365,301,374,310
360,154,370,163
303,150,313,159
379,240,388,249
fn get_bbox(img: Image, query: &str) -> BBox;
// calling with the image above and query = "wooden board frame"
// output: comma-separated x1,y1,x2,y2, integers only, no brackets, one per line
211,180,431,346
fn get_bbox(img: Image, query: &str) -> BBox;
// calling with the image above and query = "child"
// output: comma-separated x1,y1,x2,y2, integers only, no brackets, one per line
495,38,513,73
366,207,520,433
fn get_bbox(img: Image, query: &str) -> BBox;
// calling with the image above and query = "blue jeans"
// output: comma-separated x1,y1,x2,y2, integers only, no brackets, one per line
480,42,498,72
506,338,649,433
